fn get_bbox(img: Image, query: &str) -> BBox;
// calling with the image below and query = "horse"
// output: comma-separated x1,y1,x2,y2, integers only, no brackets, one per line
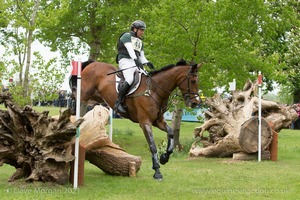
79,60,201,179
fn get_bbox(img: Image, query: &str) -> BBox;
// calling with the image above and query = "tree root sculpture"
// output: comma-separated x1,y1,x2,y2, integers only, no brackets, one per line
0,94,82,184
0,94,141,184
189,80,297,158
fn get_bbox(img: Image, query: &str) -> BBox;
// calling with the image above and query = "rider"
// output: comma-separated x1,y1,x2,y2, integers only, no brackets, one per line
115,20,155,114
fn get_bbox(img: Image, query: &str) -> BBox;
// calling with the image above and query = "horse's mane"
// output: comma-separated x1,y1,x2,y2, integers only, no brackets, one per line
148,59,189,76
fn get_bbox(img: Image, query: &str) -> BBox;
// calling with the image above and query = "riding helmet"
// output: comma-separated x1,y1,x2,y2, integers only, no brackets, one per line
131,20,146,30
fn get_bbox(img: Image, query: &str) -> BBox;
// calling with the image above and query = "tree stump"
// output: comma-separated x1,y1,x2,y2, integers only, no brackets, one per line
77,105,142,176
0,94,82,184
189,80,298,158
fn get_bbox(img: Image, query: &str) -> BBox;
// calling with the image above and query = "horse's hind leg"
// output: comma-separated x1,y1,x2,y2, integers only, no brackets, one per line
159,125,174,165
141,124,163,180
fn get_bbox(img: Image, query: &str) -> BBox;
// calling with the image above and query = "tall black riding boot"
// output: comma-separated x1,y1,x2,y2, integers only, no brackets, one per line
114,82,131,114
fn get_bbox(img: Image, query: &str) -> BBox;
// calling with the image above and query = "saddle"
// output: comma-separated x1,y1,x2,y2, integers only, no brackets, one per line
115,70,145,95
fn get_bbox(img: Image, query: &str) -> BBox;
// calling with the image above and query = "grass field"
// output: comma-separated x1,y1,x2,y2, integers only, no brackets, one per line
0,106,300,199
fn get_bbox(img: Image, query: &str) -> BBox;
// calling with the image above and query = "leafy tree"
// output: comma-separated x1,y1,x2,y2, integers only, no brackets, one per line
144,0,298,95
279,27,300,103
276,0,300,103
0,0,66,106
141,0,299,147
0,61,5,90
37,0,159,62
31,52,67,103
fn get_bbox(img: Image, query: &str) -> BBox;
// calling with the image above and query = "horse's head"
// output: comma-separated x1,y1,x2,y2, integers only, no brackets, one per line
178,63,202,108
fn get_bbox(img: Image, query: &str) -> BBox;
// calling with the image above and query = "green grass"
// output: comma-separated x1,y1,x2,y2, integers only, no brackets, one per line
0,107,300,199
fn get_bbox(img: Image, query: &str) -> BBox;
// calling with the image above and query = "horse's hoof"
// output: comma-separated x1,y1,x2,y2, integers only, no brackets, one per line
159,154,169,165
153,172,163,180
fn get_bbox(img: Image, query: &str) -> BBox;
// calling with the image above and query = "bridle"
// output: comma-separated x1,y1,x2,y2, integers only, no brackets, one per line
177,68,200,104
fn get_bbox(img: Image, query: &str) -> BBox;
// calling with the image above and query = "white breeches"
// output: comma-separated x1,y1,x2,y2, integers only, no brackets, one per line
118,58,138,85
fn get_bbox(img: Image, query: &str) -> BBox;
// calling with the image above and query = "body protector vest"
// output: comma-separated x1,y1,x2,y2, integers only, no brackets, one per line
116,31,144,63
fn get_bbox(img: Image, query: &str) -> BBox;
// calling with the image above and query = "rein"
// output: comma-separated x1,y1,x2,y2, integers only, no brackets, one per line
129,66,199,107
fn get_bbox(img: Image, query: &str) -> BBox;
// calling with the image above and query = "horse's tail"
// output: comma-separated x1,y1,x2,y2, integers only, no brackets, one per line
69,59,95,91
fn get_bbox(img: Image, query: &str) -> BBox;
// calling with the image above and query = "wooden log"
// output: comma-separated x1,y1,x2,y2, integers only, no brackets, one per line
86,147,141,176
78,105,142,176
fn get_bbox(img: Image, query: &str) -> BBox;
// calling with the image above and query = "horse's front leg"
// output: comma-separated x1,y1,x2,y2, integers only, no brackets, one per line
159,125,174,165
141,124,163,180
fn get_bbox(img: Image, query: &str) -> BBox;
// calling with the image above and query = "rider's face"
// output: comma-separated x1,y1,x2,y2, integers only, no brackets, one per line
135,28,145,38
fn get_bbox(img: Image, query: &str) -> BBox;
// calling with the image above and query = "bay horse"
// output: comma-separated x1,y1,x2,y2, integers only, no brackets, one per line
80,60,201,179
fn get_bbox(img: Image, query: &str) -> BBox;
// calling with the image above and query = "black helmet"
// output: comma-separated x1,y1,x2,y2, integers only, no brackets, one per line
130,20,146,31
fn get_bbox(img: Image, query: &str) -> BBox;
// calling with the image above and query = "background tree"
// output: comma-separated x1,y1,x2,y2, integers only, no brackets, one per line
0,0,66,106
279,27,300,103
37,0,159,62
30,52,67,103
278,27,300,104
144,0,298,93
142,0,299,147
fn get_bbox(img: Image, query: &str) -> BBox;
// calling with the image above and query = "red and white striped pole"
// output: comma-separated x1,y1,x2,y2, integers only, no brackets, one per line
258,71,263,162
71,58,82,188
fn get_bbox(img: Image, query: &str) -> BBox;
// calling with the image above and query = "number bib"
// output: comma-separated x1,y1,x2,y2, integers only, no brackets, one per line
131,37,142,52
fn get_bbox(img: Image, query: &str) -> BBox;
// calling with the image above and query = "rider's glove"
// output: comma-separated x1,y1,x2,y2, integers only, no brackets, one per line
146,62,155,70
134,59,144,70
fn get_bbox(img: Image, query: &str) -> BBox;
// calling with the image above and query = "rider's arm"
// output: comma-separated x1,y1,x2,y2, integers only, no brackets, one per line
124,42,137,60
139,50,149,64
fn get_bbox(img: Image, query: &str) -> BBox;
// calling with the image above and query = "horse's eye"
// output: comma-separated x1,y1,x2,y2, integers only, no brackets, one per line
191,80,196,85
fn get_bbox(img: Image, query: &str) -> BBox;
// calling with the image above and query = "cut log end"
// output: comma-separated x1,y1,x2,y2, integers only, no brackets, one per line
129,162,137,177
239,117,273,153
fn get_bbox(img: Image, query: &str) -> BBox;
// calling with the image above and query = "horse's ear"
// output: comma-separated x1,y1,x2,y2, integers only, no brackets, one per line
190,63,202,73
191,63,198,72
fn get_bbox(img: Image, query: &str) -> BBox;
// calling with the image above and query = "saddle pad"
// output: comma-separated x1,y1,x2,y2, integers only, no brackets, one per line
115,71,142,95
